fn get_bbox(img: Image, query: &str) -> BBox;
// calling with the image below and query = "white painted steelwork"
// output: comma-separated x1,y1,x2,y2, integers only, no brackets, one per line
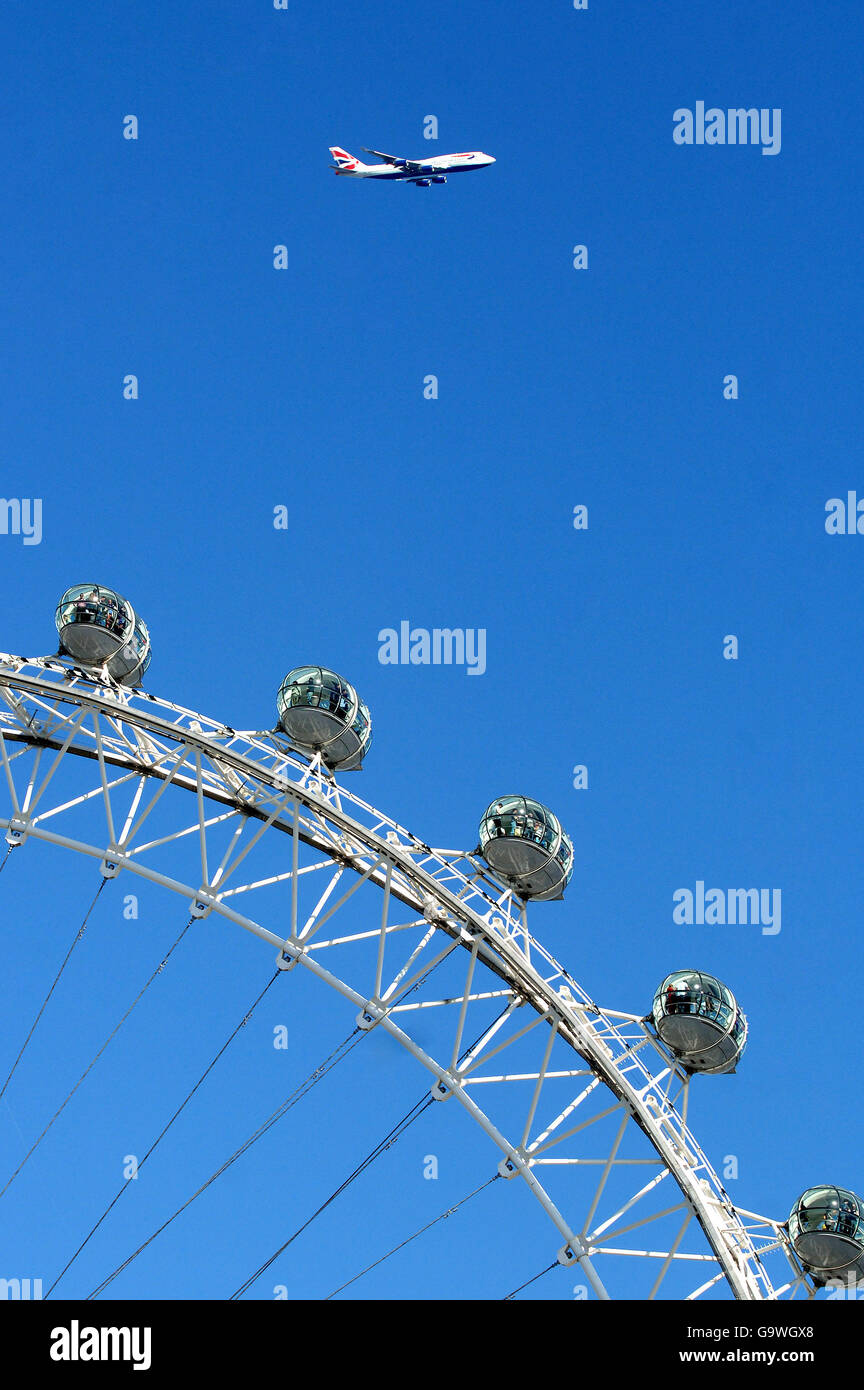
0,652,815,1300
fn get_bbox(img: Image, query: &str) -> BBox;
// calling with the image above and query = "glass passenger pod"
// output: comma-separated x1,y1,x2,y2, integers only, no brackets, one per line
788,1186,864,1285
651,969,747,1074
276,666,372,770
478,795,574,901
54,584,152,687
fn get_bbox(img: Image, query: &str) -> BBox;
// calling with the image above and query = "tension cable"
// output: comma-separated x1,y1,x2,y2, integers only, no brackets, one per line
0,913,195,1199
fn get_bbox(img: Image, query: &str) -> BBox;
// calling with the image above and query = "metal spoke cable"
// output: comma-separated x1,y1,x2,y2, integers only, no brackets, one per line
89,948,459,1299
231,999,519,1302
45,969,282,1297
87,1023,364,1299
0,879,108,1104
0,914,196,1200
230,1092,434,1300
324,1174,501,1299
0,843,14,878
503,1261,558,1300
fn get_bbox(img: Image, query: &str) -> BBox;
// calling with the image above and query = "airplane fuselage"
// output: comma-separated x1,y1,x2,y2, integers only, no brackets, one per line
329,147,496,184
343,154,494,179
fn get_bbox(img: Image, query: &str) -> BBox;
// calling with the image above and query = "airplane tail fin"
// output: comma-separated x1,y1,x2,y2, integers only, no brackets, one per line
329,146,364,173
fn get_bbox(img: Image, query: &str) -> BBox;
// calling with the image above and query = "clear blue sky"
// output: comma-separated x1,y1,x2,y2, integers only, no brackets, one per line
1,0,862,1301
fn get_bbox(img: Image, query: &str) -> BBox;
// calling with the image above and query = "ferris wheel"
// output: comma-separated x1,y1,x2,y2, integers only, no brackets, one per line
0,583,861,1302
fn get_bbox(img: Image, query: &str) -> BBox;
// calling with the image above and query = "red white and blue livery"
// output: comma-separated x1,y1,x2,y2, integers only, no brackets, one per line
329,145,496,186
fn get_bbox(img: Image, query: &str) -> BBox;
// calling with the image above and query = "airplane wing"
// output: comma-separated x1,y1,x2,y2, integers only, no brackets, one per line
362,148,432,173
362,148,409,166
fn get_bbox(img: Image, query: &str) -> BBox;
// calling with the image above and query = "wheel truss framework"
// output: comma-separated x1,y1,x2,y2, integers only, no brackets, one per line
0,653,816,1300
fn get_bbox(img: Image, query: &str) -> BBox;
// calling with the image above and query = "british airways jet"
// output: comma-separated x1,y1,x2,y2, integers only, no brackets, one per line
329,146,496,186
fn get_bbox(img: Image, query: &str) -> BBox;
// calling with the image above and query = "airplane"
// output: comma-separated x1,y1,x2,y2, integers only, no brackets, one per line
329,146,496,186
